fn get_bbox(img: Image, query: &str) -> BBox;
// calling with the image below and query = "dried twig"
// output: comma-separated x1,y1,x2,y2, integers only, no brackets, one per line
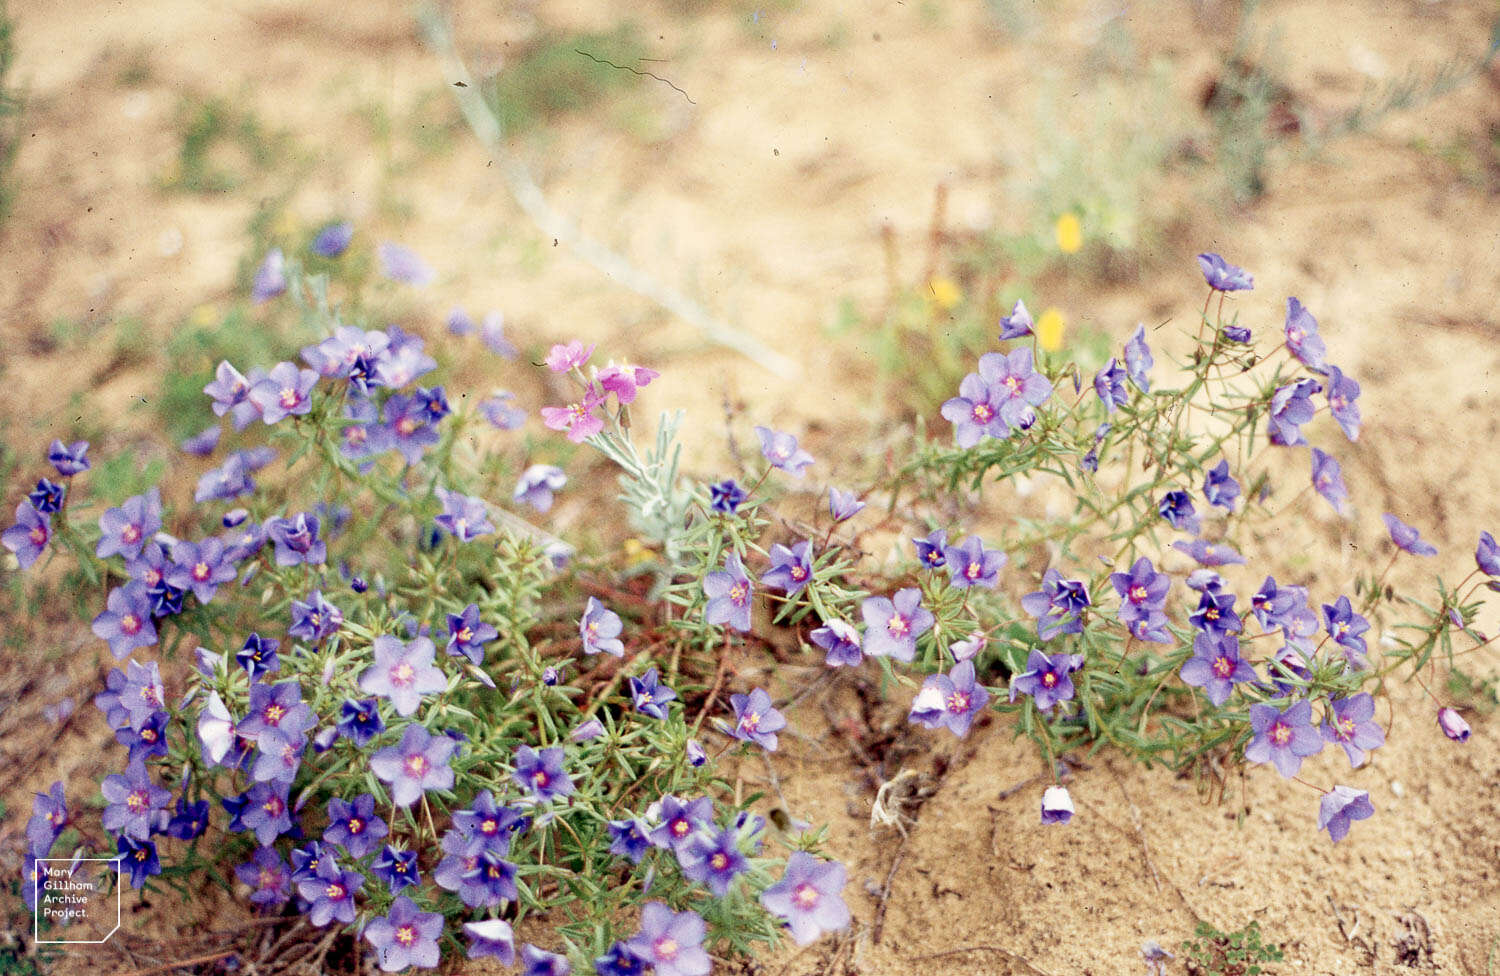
420,9,796,377
112,950,235,976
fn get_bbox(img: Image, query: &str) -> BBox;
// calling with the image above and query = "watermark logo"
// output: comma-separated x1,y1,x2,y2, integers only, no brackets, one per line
32,858,121,944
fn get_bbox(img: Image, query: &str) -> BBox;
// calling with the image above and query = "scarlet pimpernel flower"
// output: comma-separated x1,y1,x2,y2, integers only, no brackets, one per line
434,488,494,542
1310,448,1350,515
755,425,815,476
1179,632,1255,706
512,745,574,801
359,635,447,717
998,298,1034,339
1244,700,1323,778
1021,568,1090,640
1283,297,1328,372
365,895,443,971
1322,693,1385,767
1010,649,1083,711
761,540,813,594
942,534,1006,589
1197,252,1253,292
1317,785,1373,843
627,902,711,976
371,725,458,807
1383,513,1438,557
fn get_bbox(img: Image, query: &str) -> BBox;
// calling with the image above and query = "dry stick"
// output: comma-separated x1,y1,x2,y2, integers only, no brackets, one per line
420,10,796,378
869,841,908,945
908,943,1058,976
112,950,236,976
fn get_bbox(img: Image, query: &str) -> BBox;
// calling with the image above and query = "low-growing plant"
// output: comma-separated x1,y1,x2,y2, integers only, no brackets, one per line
1182,920,1284,976
4,237,1490,974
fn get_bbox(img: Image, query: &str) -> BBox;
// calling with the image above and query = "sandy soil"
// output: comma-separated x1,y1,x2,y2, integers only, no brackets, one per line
2,0,1498,973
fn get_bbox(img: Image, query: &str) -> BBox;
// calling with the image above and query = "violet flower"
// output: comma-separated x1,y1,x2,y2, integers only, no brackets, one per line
1197,253,1253,292
1383,513,1437,557
630,667,677,720
941,372,1008,448
47,439,91,476
117,836,161,889
810,619,862,667
311,221,353,257
861,588,934,662
236,846,291,909
997,298,1034,339
1283,297,1328,372
251,247,287,303
1322,596,1370,666
380,393,440,464
709,479,745,513
289,589,343,643
908,660,989,737
514,464,567,513
249,362,318,425
681,827,750,897
979,347,1052,428
1009,649,1083,711
627,902,710,976
1040,785,1074,824
761,540,814,594
828,487,866,521
91,584,158,659
1322,693,1384,767
512,745,574,801
648,795,714,852
1020,569,1092,644
337,698,385,747
759,852,850,946
1244,700,1323,777
1310,448,1350,516
1189,588,1242,636
101,759,170,840
730,688,786,751
480,390,526,429
522,945,572,976
180,424,221,456
1094,358,1128,413
434,488,494,542
371,725,457,807
446,604,498,665
166,537,235,603
608,818,654,864
1124,323,1153,392
1475,531,1500,577
377,241,434,287
1437,707,1471,742
1172,538,1246,567
365,896,443,971
237,632,282,680
1111,556,1170,626
943,534,1007,589
299,856,361,926
1323,364,1361,441
465,920,517,965
1179,632,1255,706
1203,459,1240,511
96,488,162,561
754,425,815,476
1268,378,1321,447
324,794,388,858
1157,490,1199,533
358,635,448,718
704,553,754,631
1317,785,1373,843
267,512,325,566
912,529,948,569
579,598,625,657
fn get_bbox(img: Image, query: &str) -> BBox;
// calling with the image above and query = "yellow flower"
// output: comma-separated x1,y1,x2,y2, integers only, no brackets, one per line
1055,213,1083,255
926,276,962,311
1036,307,1065,352
190,304,218,328
622,538,655,568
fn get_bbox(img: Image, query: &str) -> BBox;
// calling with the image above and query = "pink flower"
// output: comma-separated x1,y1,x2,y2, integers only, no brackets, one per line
540,386,606,443
545,340,595,373
598,364,660,404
